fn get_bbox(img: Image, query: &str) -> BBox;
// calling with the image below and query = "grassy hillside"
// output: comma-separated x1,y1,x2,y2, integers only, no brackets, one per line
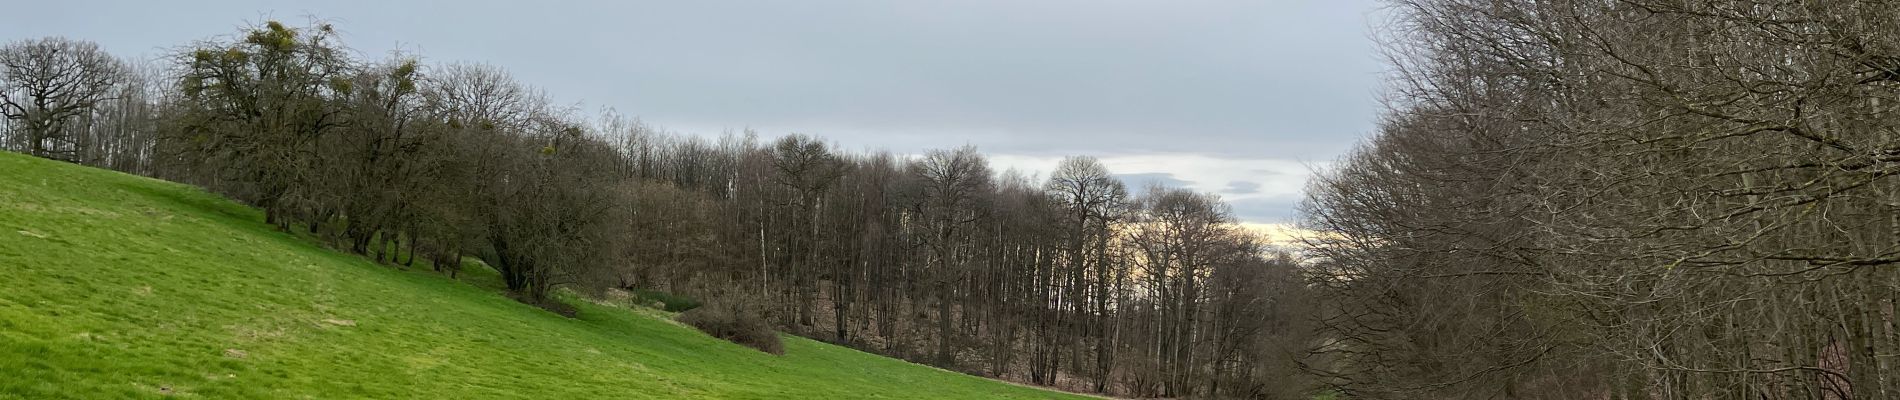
0,152,1089,399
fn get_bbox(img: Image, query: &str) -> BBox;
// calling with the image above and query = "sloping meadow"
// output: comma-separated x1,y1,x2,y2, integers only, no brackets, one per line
0,151,1087,399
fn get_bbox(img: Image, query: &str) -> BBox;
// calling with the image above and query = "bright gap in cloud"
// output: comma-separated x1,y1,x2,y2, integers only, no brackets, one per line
988,152,1322,224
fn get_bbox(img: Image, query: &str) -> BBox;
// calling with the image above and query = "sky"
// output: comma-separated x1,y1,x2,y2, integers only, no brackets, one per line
2,0,1386,225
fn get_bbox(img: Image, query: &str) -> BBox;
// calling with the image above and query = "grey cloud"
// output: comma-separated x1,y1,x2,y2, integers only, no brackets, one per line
0,0,1380,158
1225,181,1262,195
1116,173,1193,190
1226,196,1302,223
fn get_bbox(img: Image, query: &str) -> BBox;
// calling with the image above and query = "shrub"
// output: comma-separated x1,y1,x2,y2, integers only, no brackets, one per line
510,293,578,318
630,288,701,312
677,302,782,355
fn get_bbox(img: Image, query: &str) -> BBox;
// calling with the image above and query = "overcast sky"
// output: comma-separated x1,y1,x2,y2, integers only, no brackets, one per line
3,0,1385,224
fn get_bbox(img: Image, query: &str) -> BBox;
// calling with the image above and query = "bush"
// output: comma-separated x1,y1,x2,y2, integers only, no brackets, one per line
677,302,782,355
510,293,578,318
630,288,701,312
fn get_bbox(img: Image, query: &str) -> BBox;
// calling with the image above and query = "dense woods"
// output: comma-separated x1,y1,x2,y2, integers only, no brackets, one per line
0,21,1314,398
1304,0,1900,399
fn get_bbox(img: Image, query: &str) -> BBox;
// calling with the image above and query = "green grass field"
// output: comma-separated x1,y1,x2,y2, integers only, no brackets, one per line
0,152,1090,399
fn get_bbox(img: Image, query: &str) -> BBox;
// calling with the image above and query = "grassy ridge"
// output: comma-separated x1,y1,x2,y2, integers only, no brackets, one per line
0,152,1087,399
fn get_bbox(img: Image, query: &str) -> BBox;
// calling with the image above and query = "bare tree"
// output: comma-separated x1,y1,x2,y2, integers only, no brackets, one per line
0,37,127,161
911,146,993,366
1302,1,1900,398
1043,156,1128,391
769,134,843,329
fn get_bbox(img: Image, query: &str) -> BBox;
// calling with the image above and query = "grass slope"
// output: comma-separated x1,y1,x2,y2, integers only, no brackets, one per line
0,152,1088,400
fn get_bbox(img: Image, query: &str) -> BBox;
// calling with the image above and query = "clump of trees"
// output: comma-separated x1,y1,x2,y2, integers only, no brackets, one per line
1303,0,1900,398
1,20,1317,398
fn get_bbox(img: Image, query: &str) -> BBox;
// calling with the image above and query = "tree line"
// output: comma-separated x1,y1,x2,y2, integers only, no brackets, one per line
1303,0,1900,398
0,21,1317,399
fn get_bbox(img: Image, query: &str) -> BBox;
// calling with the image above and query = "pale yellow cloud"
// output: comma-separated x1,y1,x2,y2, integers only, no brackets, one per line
1235,222,1323,248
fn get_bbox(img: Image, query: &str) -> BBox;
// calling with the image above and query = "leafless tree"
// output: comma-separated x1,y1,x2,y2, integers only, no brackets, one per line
1302,1,1900,398
0,37,128,162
